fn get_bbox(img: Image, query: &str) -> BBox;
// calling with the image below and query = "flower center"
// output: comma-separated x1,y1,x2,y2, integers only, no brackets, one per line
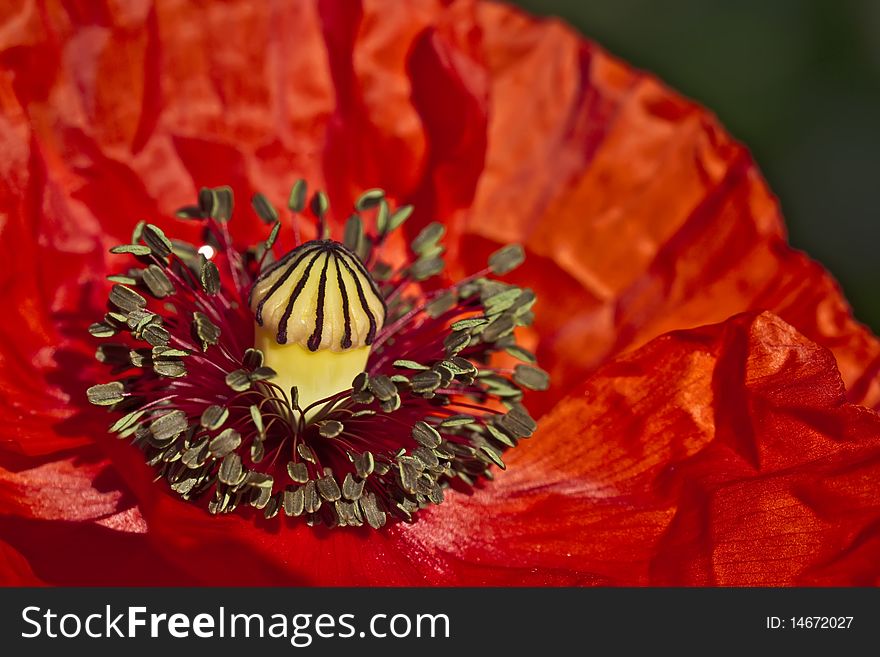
86,183,548,528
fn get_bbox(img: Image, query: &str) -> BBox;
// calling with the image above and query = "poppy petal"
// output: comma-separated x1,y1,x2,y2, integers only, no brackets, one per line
2,1,878,587
0,444,201,585
0,538,42,586
438,3,880,413
0,0,506,261
398,311,880,585
0,91,110,455
6,0,876,412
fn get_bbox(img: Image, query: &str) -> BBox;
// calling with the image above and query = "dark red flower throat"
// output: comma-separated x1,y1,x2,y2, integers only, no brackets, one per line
86,183,547,529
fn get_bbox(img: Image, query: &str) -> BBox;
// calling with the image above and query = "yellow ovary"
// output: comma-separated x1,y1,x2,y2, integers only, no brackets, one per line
249,240,385,413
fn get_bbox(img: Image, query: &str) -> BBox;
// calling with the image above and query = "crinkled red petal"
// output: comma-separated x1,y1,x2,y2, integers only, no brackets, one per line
1,1,879,586
446,3,880,413
402,312,880,585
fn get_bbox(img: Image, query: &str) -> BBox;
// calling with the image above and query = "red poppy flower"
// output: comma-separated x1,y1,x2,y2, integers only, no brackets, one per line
1,1,879,586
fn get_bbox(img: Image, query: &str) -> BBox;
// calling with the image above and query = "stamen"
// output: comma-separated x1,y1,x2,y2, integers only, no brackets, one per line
86,182,547,529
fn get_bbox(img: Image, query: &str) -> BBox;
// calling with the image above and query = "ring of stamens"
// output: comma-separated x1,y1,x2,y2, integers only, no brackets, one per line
87,183,548,528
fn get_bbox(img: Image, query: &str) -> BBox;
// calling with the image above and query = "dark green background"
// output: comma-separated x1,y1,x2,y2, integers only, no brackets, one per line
514,0,879,331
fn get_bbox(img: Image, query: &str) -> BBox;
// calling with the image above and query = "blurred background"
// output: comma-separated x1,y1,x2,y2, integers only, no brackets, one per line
514,0,880,332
